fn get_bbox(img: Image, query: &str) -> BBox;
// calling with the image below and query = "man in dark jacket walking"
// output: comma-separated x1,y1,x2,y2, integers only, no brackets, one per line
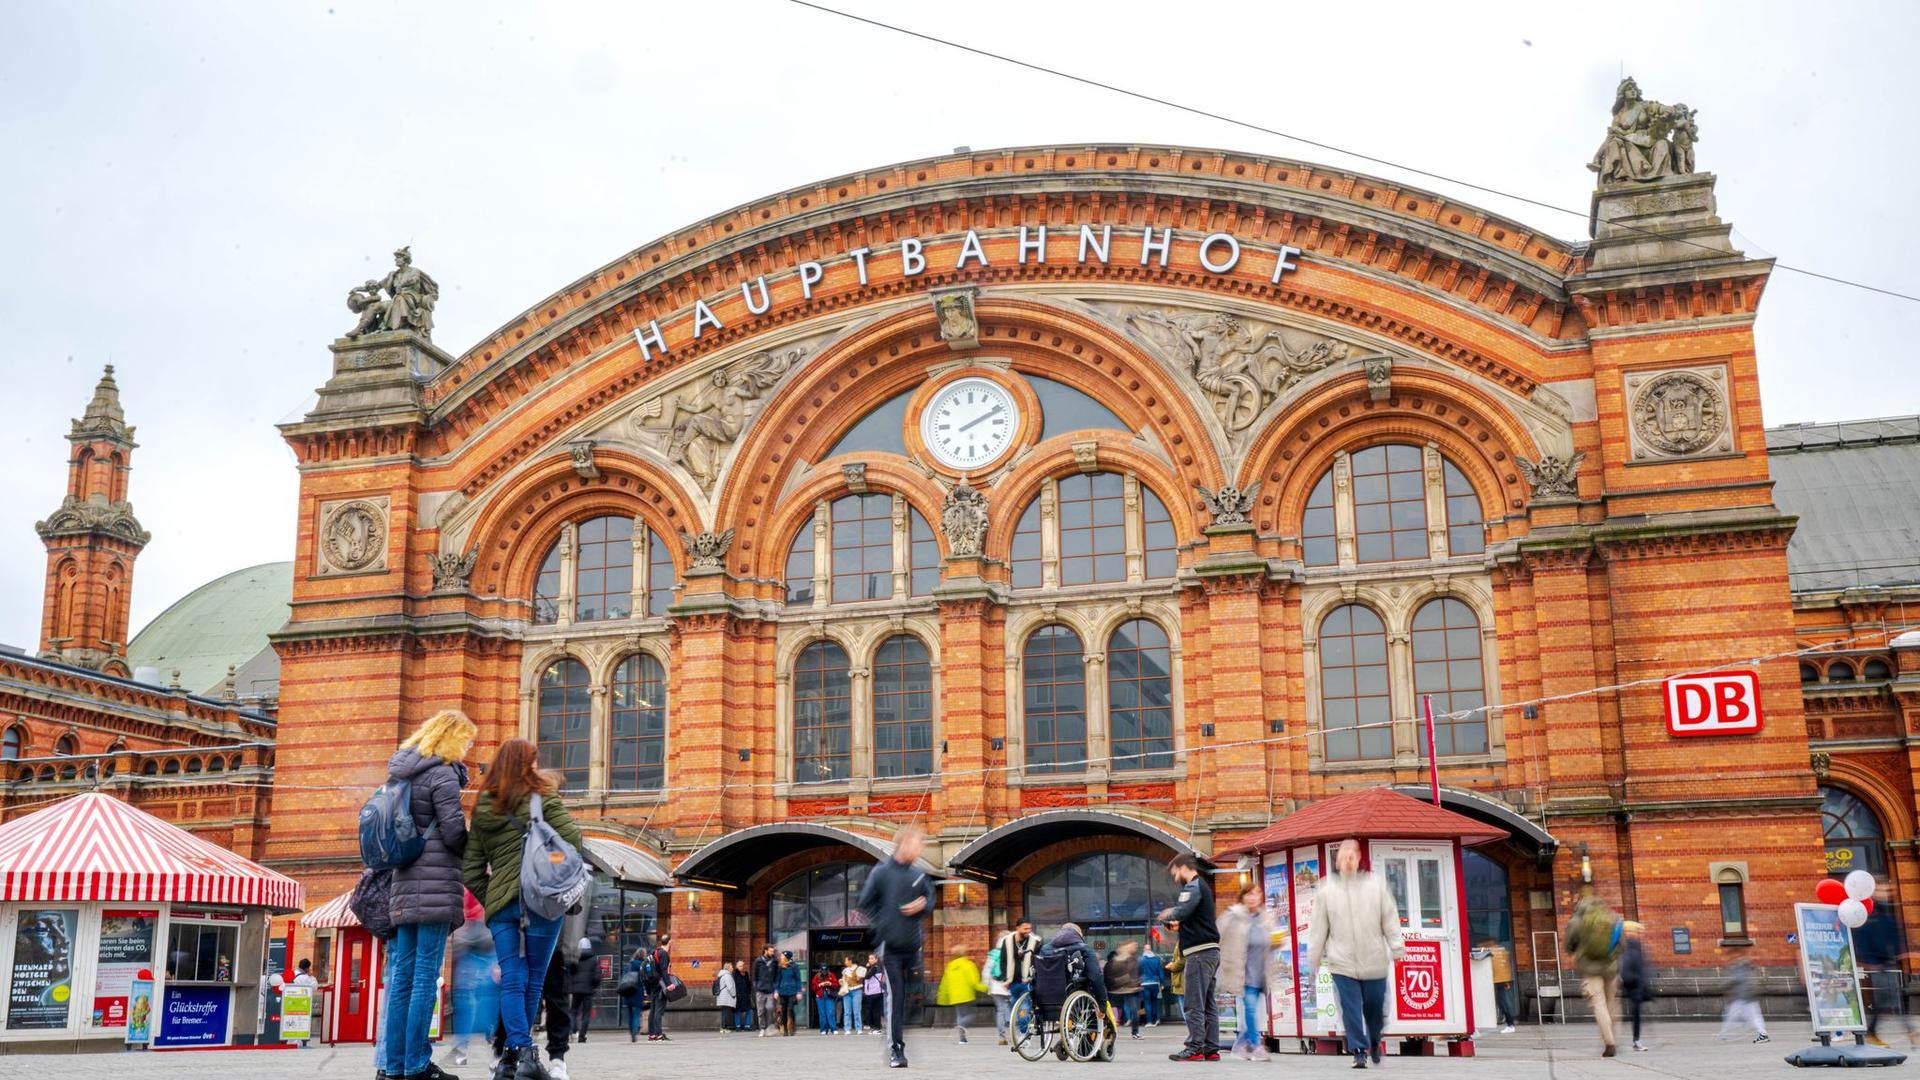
565,939,602,1042
856,823,936,1069
1159,852,1221,1062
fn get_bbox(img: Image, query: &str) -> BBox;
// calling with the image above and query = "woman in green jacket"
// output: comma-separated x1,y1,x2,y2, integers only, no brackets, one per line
461,738,583,1080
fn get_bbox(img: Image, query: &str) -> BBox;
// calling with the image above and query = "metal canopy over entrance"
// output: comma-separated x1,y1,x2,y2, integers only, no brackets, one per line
673,821,935,889
948,809,1199,879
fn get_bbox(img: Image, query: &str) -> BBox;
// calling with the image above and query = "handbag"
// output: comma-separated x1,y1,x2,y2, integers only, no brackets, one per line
661,973,688,1003
617,969,640,996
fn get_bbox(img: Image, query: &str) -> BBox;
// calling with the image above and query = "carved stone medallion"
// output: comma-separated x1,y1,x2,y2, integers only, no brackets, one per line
1627,366,1731,460
318,497,389,575
940,478,989,557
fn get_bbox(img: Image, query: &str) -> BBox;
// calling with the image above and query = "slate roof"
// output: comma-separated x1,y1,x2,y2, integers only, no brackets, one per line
1214,788,1508,860
1766,417,1920,594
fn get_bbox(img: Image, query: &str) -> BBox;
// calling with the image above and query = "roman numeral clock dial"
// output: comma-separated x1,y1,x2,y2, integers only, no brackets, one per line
920,376,1019,472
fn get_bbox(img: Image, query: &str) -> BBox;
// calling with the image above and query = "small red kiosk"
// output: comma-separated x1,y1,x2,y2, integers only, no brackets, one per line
1213,788,1506,1056
301,891,385,1044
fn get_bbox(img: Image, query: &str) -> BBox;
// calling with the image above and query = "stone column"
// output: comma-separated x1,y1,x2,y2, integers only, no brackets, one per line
934,551,994,825
1389,630,1417,764
1194,523,1271,821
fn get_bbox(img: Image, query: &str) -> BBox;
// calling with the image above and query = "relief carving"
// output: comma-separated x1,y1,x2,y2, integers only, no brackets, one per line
429,549,478,593
940,477,989,557
1195,481,1259,527
317,497,389,574
635,346,808,491
932,288,979,350
1628,367,1730,460
679,528,736,571
1125,309,1351,443
1516,453,1586,501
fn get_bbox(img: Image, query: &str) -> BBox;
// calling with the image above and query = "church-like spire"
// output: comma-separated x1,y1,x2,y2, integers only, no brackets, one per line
71,364,135,445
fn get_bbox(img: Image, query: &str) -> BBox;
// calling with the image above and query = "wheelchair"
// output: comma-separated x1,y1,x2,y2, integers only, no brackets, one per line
1009,948,1115,1063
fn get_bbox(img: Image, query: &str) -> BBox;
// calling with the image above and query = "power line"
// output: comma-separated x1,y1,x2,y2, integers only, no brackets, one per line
788,0,1920,306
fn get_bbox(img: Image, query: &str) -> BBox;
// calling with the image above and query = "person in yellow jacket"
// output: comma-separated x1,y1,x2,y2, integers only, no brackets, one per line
936,946,989,1044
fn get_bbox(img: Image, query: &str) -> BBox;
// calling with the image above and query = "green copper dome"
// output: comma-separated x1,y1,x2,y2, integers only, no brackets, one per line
127,562,293,697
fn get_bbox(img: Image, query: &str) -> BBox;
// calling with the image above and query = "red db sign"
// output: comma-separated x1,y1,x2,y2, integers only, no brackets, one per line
1663,670,1763,737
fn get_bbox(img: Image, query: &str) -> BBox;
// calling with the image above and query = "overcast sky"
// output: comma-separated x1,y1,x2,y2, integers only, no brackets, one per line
1,1,1916,649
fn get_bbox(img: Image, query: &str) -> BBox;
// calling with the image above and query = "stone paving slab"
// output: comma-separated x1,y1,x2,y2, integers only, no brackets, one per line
0,1022,1885,1079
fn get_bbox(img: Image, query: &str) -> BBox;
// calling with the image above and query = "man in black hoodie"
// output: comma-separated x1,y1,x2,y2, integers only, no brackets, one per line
1158,853,1221,1062
856,823,936,1069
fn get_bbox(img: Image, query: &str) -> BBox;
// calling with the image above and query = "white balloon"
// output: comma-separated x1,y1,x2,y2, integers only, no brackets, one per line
1839,898,1869,929
1845,870,1876,902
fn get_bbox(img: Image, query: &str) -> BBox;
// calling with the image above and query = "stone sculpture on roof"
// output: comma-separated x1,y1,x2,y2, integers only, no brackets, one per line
1589,77,1699,183
345,246,440,340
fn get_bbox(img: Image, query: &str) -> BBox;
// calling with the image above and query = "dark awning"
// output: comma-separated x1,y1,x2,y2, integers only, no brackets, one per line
1388,786,1555,851
673,822,936,890
947,810,1201,880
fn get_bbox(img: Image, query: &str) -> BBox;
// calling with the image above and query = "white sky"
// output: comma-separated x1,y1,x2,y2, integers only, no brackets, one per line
1,0,1916,649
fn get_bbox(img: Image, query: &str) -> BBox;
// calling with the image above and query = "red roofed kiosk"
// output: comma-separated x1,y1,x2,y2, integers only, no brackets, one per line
300,890,386,1045
0,792,303,1051
1214,788,1506,1056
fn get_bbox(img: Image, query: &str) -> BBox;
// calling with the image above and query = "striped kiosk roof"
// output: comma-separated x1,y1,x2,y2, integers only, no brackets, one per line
301,890,360,928
0,792,303,911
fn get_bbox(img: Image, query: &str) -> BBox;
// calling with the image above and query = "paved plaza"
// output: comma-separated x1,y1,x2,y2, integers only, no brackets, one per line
0,1023,1866,1079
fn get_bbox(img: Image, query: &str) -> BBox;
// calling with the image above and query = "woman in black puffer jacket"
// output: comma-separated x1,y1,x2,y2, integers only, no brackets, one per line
385,709,476,1080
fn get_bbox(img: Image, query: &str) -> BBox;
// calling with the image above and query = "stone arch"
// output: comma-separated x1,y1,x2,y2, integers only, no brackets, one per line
1004,607,1105,660
597,637,673,691
1241,366,1541,538
852,618,944,673
1086,601,1185,657
465,449,701,601
1300,587,1398,642
751,458,950,584
1821,767,1913,845
773,620,866,677
985,434,1204,567
1393,578,1498,639
714,296,1225,577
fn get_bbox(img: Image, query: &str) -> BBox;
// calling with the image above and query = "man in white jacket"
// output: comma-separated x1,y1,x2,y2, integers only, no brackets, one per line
1305,839,1405,1070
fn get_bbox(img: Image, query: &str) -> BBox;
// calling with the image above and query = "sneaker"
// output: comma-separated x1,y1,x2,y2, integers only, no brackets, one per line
888,1049,908,1069
1205,1052,1222,1061
514,1049,550,1080
419,1066,459,1080
1170,1051,1208,1062
1632,1041,1647,1052
1499,1025,1515,1035
445,1048,469,1067
1753,1034,1770,1044
1351,1052,1368,1070
1231,1045,1252,1061
1251,1046,1270,1061
546,1061,569,1080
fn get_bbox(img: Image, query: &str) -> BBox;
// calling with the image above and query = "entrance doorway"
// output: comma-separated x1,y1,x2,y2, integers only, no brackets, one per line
332,927,381,1043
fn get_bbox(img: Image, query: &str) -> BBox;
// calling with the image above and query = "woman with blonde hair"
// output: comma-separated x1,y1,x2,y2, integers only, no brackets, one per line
384,709,477,1080
463,737,582,1080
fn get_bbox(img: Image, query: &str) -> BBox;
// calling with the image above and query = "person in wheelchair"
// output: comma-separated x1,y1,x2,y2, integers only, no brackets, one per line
1043,924,1110,1009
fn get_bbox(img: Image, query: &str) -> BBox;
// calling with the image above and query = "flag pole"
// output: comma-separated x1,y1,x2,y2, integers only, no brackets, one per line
1423,694,1441,807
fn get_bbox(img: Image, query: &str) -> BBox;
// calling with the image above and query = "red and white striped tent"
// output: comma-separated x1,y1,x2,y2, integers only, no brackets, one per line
0,792,303,911
301,890,360,928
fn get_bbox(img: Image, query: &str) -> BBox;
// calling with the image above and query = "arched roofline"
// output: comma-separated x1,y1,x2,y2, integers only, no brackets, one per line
947,809,1206,880
673,821,937,890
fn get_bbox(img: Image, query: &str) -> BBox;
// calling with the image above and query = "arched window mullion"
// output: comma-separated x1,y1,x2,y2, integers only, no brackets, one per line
611,653,667,792
793,641,852,782
1319,604,1391,762
1022,626,1086,773
536,657,592,792
872,635,933,778
1411,598,1488,757
1108,619,1174,772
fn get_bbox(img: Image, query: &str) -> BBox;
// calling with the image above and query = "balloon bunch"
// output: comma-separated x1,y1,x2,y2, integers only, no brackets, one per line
1814,870,1878,929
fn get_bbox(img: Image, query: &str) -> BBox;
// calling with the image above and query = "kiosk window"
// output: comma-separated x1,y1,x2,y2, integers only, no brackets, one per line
166,923,239,983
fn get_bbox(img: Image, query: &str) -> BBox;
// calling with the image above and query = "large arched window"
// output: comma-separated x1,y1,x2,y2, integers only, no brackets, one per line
1821,786,1888,878
54,734,76,757
793,641,852,782
1022,626,1086,773
537,658,592,791
783,496,941,606
1301,444,1485,566
1,725,21,761
1024,852,1175,932
531,516,677,625
610,653,667,791
1108,619,1174,772
1320,605,1390,761
1009,472,1178,590
871,635,933,778
1412,598,1488,756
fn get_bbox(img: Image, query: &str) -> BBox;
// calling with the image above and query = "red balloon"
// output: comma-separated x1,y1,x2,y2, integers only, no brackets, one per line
1816,879,1848,905
1863,897,1875,915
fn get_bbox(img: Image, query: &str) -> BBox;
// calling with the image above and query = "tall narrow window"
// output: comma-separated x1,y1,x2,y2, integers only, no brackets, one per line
574,516,633,622
1,726,20,761
610,653,667,791
872,635,933,778
1351,445,1428,562
909,509,940,597
793,642,852,782
647,534,676,617
1108,619,1174,771
532,543,563,625
1023,626,1086,773
1010,500,1044,589
1442,461,1485,555
1302,471,1337,567
830,494,893,603
1141,487,1178,579
785,525,815,605
537,658,592,791
1058,472,1127,585
1412,598,1487,756
1716,868,1749,939
1320,605,1391,761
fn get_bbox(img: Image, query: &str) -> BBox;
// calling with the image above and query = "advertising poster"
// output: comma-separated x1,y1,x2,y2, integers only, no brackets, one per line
279,986,313,1041
154,984,233,1047
1290,850,1337,1032
1262,859,1295,1033
1795,903,1867,1032
1394,939,1446,1021
92,909,158,1029
7,908,77,1031
126,979,154,1044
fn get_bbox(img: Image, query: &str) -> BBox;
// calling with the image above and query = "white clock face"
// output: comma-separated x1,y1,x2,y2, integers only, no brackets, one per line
921,377,1020,471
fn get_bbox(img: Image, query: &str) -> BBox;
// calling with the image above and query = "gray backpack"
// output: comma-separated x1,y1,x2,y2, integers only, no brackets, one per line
518,794,591,921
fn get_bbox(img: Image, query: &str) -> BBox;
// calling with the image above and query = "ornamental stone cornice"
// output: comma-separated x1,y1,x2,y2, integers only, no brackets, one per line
34,495,151,546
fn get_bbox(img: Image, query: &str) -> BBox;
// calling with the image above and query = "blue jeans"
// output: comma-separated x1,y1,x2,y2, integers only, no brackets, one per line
1142,986,1161,1025
488,903,563,1050
373,948,394,1061
1007,981,1031,1037
450,952,499,1049
843,990,863,1032
626,1001,643,1038
1332,974,1388,1058
818,995,838,1032
1237,985,1265,1049
385,923,452,1076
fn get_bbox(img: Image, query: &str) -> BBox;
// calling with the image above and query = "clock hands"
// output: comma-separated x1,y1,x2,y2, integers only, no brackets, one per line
957,404,1005,433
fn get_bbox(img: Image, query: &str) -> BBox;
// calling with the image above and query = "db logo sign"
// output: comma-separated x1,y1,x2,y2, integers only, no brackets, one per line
1663,670,1763,737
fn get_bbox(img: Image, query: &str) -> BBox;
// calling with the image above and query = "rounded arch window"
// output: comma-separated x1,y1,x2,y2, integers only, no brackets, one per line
1301,444,1483,566
1022,625,1087,773
208,756,226,773
1319,604,1390,761
1009,472,1177,589
185,757,202,774
17,767,33,782
784,495,941,606
531,516,677,625
1,725,21,761
1023,852,1175,933
163,760,181,776
54,734,76,757
1108,619,1174,772
536,658,592,792
83,764,97,780
141,760,158,776
1821,786,1887,877
611,653,667,792
1864,659,1893,681
1412,598,1487,756
1801,662,1821,684
871,635,933,779
793,641,852,783
58,765,76,781
1828,661,1857,683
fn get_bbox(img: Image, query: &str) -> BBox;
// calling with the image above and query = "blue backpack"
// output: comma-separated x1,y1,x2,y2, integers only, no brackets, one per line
358,777,431,870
